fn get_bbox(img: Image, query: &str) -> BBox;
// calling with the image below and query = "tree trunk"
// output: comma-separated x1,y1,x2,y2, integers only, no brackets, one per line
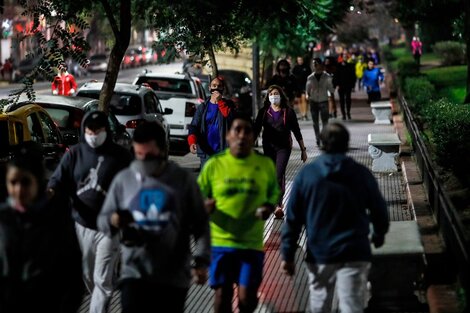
208,45,218,78
98,0,131,113
464,0,470,104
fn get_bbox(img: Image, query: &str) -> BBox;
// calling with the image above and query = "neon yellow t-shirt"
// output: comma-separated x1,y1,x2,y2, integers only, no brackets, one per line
197,149,280,251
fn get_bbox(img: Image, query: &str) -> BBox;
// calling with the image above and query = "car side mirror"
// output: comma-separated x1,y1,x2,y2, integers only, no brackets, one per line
163,108,173,115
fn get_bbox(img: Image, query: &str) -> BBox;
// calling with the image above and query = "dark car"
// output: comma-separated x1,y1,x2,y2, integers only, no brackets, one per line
217,69,253,116
16,95,132,150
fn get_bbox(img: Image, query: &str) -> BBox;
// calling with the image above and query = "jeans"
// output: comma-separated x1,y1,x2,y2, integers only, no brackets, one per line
309,101,329,144
306,262,371,313
75,223,120,313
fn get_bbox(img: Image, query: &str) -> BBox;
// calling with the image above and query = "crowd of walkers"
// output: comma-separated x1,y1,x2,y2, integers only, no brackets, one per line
0,47,389,313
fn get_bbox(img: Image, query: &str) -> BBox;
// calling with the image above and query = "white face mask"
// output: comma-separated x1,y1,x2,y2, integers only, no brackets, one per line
269,95,281,105
85,131,107,148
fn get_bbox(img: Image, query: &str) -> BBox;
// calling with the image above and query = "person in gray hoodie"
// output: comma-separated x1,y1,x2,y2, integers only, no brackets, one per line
280,122,389,313
98,121,210,313
47,111,132,313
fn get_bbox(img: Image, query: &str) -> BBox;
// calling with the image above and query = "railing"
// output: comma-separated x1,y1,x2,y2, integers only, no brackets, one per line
400,95,469,282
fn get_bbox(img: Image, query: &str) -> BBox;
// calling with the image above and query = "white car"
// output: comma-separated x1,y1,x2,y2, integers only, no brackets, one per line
133,72,206,144
76,82,172,139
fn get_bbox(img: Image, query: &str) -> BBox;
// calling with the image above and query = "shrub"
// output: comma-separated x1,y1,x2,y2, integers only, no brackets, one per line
403,76,435,114
422,98,470,179
433,41,466,66
397,57,420,86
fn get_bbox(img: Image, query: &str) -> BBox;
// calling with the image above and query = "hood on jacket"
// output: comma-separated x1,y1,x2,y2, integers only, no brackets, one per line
80,110,112,144
316,153,351,177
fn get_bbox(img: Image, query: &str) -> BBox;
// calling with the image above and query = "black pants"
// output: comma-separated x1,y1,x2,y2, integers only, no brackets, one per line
338,87,352,117
367,91,381,104
120,279,188,313
263,145,291,205
309,101,329,143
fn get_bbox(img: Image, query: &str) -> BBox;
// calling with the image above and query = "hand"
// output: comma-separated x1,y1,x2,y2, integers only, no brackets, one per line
281,260,295,276
301,150,307,163
371,233,385,248
52,89,58,95
69,88,75,95
190,143,197,154
192,267,208,285
210,91,222,103
110,210,134,228
204,198,216,214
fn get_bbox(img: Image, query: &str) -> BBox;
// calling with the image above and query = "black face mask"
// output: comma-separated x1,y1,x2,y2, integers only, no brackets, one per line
133,154,168,177
210,88,224,94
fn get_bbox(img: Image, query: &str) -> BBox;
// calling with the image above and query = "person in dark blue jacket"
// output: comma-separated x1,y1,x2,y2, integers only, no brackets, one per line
48,111,132,313
188,76,235,168
280,122,389,313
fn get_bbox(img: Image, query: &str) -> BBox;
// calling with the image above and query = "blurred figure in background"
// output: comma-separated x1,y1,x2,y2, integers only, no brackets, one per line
292,56,312,120
411,37,422,66
333,53,356,120
52,66,78,96
362,59,384,104
0,142,83,313
266,59,300,106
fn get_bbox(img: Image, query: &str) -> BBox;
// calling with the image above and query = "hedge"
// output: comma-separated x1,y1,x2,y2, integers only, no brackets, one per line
433,41,467,66
403,76,435,114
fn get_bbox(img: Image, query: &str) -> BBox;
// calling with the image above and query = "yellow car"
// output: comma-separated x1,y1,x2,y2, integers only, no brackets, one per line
1,103,66,200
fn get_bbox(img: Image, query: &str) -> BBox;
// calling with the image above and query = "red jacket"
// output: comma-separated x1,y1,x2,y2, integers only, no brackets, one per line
51,72,77,96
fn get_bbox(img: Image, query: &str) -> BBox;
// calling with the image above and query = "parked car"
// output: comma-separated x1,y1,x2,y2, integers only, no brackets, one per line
13,55,44,82
76,82,172,139
16,95,132,150
133,72,205,145
0,103,67,200
87,54,108,72
218,69,253,117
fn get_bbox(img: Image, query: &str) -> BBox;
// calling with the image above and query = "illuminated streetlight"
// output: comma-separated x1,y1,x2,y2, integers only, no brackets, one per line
349,5,355,11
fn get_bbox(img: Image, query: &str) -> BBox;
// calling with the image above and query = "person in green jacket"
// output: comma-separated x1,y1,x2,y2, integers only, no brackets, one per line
198,113,280,313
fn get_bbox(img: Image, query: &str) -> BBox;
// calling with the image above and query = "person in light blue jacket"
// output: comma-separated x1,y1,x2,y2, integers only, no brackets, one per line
362,59,384,104
280,122,389,313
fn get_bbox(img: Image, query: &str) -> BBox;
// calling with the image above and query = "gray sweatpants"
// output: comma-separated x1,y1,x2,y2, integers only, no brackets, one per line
76,223,120,313
306,262,371,313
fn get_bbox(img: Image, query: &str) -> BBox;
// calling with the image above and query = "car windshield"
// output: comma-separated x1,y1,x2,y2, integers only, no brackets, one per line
135,77,192,95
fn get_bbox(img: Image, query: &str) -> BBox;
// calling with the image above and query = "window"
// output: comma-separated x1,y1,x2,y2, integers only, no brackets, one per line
144,92,158,113
45,108,71,128
0,121,9,157
109,94,141,116
136,77,192,95
27,114,45,143
38,112,59,143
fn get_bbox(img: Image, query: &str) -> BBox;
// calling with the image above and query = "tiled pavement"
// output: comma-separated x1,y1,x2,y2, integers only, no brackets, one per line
80,88,422,313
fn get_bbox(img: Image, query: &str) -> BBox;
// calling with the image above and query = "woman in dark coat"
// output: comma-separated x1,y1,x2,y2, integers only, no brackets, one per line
254,85,307,219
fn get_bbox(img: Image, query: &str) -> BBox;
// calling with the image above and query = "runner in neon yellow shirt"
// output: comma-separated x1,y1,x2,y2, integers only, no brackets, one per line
197,114,280,313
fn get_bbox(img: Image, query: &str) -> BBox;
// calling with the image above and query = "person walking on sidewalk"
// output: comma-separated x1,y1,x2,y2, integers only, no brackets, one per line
411,37,422,66
0,142,83,313
98,121,210,313
280,122,389,313
198,114,280,313
48,111,132,313
254,85,307,219
292,56,312,120
305,58,335,147
333,53,356,120
362,59,384,105
188,76,236,169
266,59,300,106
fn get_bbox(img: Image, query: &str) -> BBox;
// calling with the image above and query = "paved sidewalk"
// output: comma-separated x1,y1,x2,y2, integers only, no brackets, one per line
80,87,422,313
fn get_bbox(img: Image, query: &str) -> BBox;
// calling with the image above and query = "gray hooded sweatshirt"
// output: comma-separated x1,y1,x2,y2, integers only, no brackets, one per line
97,160,211,288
